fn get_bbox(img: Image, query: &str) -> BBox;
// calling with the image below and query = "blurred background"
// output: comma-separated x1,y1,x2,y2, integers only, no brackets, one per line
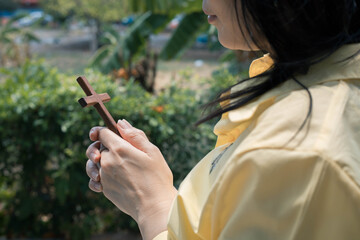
0,0,258,239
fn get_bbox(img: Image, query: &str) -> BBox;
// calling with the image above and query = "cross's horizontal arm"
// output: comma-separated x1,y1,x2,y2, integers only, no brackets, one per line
78,93,111,107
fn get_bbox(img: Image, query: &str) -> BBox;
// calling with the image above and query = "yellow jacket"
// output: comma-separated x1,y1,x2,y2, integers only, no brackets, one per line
154,44,360,240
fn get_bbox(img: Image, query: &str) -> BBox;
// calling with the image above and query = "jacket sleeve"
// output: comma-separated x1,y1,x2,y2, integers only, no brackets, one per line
168,148,330,240
153,231,168,240
212,148,326,240
168,148,360,239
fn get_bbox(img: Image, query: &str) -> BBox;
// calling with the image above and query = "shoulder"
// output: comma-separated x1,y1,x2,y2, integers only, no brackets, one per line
239,79,359,151
210,146,360,240
218,79,360,188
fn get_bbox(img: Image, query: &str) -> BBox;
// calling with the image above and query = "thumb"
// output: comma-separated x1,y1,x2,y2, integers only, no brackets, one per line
117,119,153,154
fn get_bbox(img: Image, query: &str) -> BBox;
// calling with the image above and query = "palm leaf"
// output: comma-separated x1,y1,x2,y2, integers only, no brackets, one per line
95,12,170,73
89,45,112,68
7,13,28,25
22,32,40,43
1,27,20,36
160,12,208,60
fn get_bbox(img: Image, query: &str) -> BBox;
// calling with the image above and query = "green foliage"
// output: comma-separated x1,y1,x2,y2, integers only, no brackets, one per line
43,0,210,66
0,60,236,238
90,12,170,73
208,68,247,94
42,0,202,18
41,0,131,22
91,11,210,74
129,0,202,15
0,14,40,67
160,12,208,60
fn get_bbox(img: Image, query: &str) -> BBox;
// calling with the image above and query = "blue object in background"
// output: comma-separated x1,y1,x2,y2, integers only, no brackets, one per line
196,34,208,44
121,15,135,26
0,10,15,17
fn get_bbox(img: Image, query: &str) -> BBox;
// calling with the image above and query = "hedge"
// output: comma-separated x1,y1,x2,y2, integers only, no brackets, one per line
0,60,238,239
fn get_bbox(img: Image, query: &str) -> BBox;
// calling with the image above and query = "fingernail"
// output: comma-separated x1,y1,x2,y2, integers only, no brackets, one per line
123,119,132,128
90,153,97,161
94,182,102,191
92,172,99,181
89,129,94,138
117,120,129,129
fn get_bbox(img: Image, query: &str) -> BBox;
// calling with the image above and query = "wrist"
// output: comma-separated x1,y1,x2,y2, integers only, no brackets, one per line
137,187,177,240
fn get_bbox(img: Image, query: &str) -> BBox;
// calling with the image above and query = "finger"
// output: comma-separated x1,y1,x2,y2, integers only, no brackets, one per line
86,159,100,181
89,127,105,141
86,141,101,164
98,128,133,153
89,179,103,192
121,119,148,140
117,120,155,154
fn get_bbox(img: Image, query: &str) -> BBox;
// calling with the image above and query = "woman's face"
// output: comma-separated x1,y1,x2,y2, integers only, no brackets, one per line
202,0,259,51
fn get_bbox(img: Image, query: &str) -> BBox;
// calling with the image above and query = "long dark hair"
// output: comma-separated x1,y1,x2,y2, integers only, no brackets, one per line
197,0,360,125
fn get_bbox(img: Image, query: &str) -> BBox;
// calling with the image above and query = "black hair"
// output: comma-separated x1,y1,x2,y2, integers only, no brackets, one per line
197,0,360,126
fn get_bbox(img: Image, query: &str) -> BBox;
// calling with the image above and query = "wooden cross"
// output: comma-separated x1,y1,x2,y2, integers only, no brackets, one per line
76,76,120,136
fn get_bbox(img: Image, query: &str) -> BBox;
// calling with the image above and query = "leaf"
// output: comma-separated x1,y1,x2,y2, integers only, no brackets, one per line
22,32,40,43
54,177,69,205
101,27,120,45
2,27,20,35
89,45,111,68
160,12,208,60
7,13,28,25
92,12,170,73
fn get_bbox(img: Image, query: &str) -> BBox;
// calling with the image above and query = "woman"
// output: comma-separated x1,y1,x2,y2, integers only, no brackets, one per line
85,0,360,239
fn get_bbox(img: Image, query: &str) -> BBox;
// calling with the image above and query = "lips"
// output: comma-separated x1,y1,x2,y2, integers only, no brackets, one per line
203,8,217,24
207,15,217,24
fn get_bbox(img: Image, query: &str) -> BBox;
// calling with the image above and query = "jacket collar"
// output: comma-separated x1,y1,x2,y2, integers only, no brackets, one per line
228,43,360,123
214,44,360,146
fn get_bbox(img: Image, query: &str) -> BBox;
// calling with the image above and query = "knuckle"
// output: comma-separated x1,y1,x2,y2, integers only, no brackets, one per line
125,129,144,140
151,144,160,153
136,129,145,135
100,160,110,170
111,143,125,154
126,129,138,138
100,159,114,172
98,128,109,140
99,127,109,135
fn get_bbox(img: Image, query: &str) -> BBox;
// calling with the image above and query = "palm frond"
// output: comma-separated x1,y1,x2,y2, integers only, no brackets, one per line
160,12,208,60
92,12,170,73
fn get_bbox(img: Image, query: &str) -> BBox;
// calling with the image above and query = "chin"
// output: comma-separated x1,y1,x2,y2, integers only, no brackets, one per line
218,32,259,51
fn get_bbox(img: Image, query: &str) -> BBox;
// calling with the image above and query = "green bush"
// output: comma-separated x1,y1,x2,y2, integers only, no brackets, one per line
0,60,241,239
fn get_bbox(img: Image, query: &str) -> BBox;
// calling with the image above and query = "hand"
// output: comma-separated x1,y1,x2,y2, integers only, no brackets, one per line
86,119,177,240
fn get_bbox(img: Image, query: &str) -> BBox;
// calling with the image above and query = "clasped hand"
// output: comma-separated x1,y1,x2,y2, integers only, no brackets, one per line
85,119,177,240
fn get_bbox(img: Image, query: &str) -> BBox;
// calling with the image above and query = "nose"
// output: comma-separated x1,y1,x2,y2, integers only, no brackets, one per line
202,0,209,15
